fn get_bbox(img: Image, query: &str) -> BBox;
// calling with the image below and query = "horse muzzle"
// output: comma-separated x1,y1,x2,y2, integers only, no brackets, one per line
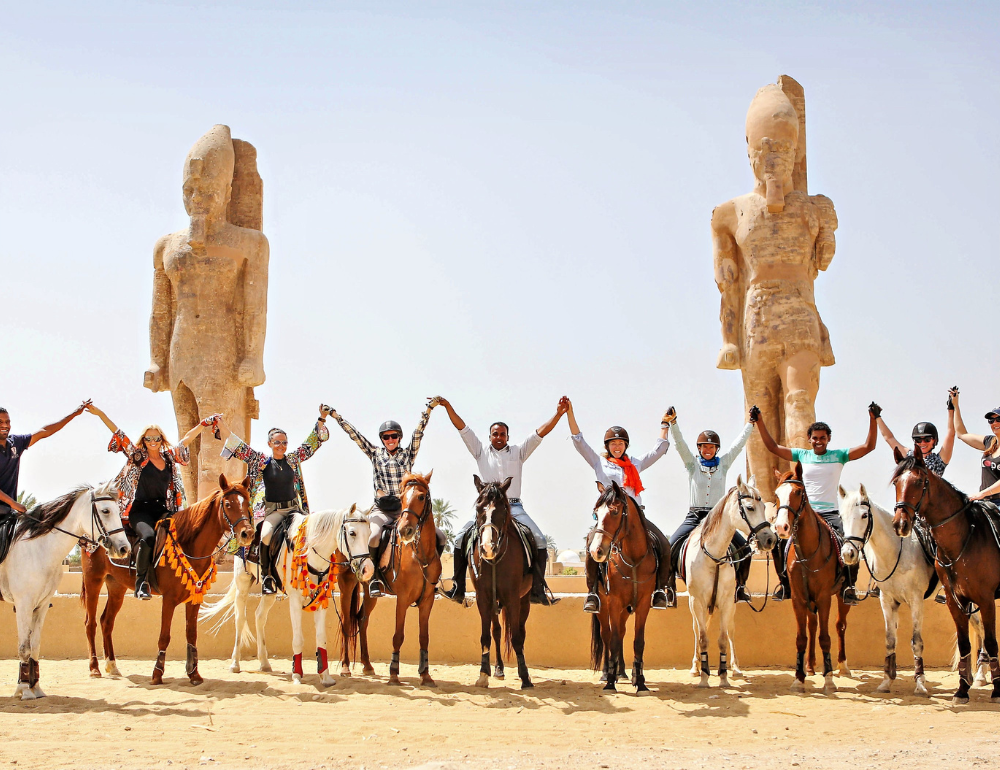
841,543,859,566
398,525,416,543
773,521,791,539
106,536,131,561
893,517,912,538
589,544,607,563
356,558,375,583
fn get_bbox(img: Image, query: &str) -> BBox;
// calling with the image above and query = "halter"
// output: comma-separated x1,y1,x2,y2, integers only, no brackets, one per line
475,493,511,564
384,479,437,591
590,487,652,613
336,512,373,580
700,488,769,565
18,489,123,552
893,470,929,523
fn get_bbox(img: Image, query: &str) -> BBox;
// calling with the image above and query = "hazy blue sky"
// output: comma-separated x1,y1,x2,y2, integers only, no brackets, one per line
2,1,998,549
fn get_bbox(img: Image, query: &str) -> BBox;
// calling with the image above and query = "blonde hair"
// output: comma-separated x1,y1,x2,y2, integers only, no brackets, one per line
139,424,174,452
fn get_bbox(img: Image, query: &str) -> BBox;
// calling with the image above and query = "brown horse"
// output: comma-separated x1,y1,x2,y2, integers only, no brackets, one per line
588,480,656,692
773,466,851,694
470,476,533,689
892,446,1000,704
357,471,442,686
81,473,253,684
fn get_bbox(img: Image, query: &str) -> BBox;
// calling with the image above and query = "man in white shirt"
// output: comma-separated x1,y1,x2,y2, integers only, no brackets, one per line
434,396,567,606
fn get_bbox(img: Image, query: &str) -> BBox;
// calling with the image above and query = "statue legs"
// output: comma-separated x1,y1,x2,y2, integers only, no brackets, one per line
742,367,783,504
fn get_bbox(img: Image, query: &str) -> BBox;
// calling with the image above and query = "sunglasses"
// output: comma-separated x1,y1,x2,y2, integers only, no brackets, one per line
382,433,401,441
914,436,935,443
143,436,163,443
988,417,1000,424
270,440,288,446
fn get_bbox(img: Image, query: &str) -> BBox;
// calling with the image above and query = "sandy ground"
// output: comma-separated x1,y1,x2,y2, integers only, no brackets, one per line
0,660,996,769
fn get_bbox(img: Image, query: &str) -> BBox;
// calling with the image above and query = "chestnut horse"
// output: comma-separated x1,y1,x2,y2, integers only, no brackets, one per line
470,476,533,689
773,466,851,694
81,473,253,684
892,447,1000,704
588,480,656,692
357,471,442,686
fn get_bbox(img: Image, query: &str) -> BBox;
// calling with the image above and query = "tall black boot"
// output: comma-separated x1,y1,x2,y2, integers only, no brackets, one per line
530,548,559,605
584,556,600,613
259,540,277,595
772,539,790,601
134,541,152,600
368,544,386,598
442,532,469,603
651,532,671,610
842,562,861,605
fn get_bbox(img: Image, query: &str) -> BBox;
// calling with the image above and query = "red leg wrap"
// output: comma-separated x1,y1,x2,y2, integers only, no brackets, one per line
316,647,328,674
292,653,303,677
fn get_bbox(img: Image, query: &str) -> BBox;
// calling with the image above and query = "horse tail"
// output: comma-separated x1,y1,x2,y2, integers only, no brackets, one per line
342,580,363,665
199,567,254,648
952,612,985,670
590,614,604,672
500,605,514,662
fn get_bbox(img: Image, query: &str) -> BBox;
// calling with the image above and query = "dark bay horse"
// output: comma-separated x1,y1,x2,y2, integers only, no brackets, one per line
357,471,442,686
588,481,656,692
81,473,253,684
470,476,533,689
892,446,1000,704
773,466,851,694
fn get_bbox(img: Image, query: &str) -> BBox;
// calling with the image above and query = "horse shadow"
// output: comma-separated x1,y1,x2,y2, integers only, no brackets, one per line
123,673,347,703
0,694,213,717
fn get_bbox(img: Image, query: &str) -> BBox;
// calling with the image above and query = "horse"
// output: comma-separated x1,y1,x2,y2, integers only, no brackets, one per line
839,484,945,696
588,480,657,692
200,504,374,682
0,481,129,699
81,473,253,685
469,476,534,689
891,446,1000,704
356,471,442,686
683,476,776,687
773,465,851,694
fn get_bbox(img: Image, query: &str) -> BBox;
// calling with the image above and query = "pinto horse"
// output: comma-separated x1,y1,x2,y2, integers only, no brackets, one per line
588,480,657,692
81,473,253,684
357,471,442,686
470,476,533,689
892,447,1000,704
773,466,851,694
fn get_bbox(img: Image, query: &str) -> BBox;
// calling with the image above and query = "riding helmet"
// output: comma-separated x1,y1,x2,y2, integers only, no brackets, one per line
604,426,630,450
379,420,403,439
911,422,938,442
696,430,721,448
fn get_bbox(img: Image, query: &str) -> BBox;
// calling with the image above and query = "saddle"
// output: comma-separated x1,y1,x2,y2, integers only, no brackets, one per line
0,507,18,567
815,515,849,587
971,501,1000,600
676,534,739,584
467,519,535,571
912,522,941,600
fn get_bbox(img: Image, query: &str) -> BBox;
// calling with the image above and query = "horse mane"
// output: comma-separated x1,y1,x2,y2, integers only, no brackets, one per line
401,472,430,492
477,482,509,507
172,490,222,544
18,485,90,541
891,455,968,501
699,487,733,542
306,507,343,549
595,482,648,528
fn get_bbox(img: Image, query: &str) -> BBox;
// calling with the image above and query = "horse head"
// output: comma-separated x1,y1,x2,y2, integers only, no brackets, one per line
218,473,255,547
589,480,627,563
736,475,776,551
398,471,432,544
839,483,872,566
94,480,130,560
891,446,928,537
474,475,512,561
339,503,375,582
773,463,807,539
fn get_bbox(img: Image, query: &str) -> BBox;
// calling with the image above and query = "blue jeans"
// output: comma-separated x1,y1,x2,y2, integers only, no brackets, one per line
456,502,545,549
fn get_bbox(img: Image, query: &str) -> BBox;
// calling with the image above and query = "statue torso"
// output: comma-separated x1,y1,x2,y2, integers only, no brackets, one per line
733,191,819,284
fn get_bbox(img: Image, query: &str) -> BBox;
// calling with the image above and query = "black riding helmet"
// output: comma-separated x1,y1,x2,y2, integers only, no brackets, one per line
604,426,629,452
379,420,403,440
912,422,938,443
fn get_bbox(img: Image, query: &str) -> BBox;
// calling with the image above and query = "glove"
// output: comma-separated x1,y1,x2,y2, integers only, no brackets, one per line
749,405,761,423
947,387,958,411
868,402,882,419
662,407,676,425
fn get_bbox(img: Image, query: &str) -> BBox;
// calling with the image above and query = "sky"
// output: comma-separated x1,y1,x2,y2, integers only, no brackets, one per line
2,1,998,551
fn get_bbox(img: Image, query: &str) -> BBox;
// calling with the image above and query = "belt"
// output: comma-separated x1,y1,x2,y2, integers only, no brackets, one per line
264,500,297,510
508,498,522,505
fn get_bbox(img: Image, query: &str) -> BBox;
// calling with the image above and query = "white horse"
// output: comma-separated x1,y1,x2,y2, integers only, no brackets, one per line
684,476,776,687
202,504,373,684
839,484,986,695
0,482,129,699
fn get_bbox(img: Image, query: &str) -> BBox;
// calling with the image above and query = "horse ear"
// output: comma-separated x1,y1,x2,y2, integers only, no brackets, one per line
219,473,229,490
424,469,433,483
859,482,868,500
893,445,905,464
838,485,847,499
611,480,622,494
473,475,484,493
773,468,783,482
736,473,744,488
596,481,606,494
349,502,357,514
241,473,251,490
501,476,512,493
794,461,803,480
913,443,925,463
747,474,756,490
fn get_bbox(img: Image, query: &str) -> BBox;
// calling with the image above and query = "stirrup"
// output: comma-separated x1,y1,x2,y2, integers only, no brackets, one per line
531,588,560,606
651,589,669,610
368,579,385,599
441,583,465,604
934,591,948,605
842,587,860,606
735,585,752,604
583,593,600,614
261,576,277,595
772,584,789,602
135,581,152,601
869,585,881,598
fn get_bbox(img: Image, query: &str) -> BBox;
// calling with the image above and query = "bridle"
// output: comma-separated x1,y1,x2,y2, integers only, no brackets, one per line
844,498,903,588
895,466,977,573
385,478,437,590
475,491,511,564
163,487,253,564
336,512,373,580
85,490,125,552
219,487,253,543
589,487,652,613
701,488,770,564
892,470,929,526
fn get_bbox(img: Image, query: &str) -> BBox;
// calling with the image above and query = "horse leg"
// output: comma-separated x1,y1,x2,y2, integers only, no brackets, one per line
816,596,836,694
599,608,612,684
388,594,407,686
289,597,305,684
82,569,104,677
970,612,989,686
255,593,275,672
632,600,651,693
977,598,1000,703
184,602,203,685
24,602,51,699
151,599,175,685
791,599,807,692
692,598,711,688
909,593,928,697
689,594,701,677
12,600,35,699
476,592,492,688
100,581,126,678
806,610,817,676
314,608,335,687
948,596,973,704
360,596,376,675
603,608,619,692
875,596,898,693
339,577,354,678
836,596,851,678
514,592,532,689
493,613,505,680
717,594,736,688
230,569,250,673
417,588,436,687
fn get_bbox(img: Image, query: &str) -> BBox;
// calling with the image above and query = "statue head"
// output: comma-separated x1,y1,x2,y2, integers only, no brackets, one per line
183,125,235,228
746,85,799,213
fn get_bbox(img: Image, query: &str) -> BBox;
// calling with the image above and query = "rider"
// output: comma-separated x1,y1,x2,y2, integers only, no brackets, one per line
434,396,566,606
756,403,878,605
951,388,1000,504
328,401,444,598
216,406,331,595
0,402,89,539
876,401,955,478
84,403,210,599
664,406,755,607
564,398,673,612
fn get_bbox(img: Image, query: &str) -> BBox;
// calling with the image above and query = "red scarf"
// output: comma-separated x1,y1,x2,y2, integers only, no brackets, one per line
608,456,644,496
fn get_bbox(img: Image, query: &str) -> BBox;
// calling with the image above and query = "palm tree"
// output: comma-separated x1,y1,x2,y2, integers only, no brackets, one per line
17,491,37,510
545,534,558,565
433,498,458,553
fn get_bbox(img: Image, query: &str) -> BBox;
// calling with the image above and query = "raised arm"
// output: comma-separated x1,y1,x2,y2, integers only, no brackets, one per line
847,403,879,461
217,415,267,468
290,404,332,462
327,409,377,460
566,398,604,473
875,415,906,455
720,422,754,468
29,401,89,448
664,408,696,471
951,388,988,450
940,396,957,465
406,401,436,460
144,236,173,393
537,398,568,438
84,403,119,435
432,396,466,431
751,405,793,461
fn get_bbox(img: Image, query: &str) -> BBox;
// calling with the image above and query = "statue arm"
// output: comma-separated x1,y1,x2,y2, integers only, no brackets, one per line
239,235,269,387
812,195,837,272
144,237,172,392
712,203,741,370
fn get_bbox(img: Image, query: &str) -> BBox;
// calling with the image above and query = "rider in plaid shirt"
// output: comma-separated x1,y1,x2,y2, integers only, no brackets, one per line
329,400,445,596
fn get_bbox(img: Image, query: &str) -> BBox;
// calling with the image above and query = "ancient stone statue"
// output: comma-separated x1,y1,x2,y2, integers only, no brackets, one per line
712,76,838,502
144,125,269,501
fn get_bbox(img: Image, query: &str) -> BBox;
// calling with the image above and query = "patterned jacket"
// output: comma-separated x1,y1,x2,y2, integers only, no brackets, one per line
108,430,189,517
221,421,329,521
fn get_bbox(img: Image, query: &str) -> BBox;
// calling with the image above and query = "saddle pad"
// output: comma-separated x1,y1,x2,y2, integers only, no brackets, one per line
816,515,847,570
512,520,535,568
676,533,736,584
0,510,18,566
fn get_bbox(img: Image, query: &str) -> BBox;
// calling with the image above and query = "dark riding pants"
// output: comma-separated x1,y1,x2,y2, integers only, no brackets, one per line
130,499,169,585
668,508,751,588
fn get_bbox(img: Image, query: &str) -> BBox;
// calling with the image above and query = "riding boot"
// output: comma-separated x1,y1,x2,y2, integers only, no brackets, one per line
368,545,386,598
735,541,753,603
842,562,861,606
442,531,469,603
651,531,671,610
259,542,277,595
772,538,790,601
583,556,600,614
134,541,152,600
530,548,559,605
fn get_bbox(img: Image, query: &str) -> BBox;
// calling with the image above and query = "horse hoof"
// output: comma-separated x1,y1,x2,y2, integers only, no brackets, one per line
823,682,837,695
476,674,490,688
362,667,376,676
151,671,163,686
520,680,534,690
636,685,651,695
731,669,745,680
603,683,617,692
974,674,988,687
952,694,969,706
421,676,437,687
320,675,337,687
89,669,102,679
698,677,710,689
790,680,804,693
189,673,204,686
806,666,815,676
19,689,37,701
914,685,929,698
494,667,505,680
991,695,1000,704
30,686,47,699
340,668,352,678
719,677,730,688
259,661,272,673
876,679,891,693
689,667,700,678
388,676,401,686
292,674,303,685
229,662,241,674
838,665,853,678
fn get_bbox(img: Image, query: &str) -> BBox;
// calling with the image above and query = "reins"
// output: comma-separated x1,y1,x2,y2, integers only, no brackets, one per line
844,500,903,597
17,490,122,552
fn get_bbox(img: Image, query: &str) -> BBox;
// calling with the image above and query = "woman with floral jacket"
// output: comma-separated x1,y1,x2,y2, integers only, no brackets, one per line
216,406,331,594
85,403,211,599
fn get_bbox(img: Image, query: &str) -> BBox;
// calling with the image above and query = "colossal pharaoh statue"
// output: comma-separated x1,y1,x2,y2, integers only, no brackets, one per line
144,125,269,500
713,76,838,502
